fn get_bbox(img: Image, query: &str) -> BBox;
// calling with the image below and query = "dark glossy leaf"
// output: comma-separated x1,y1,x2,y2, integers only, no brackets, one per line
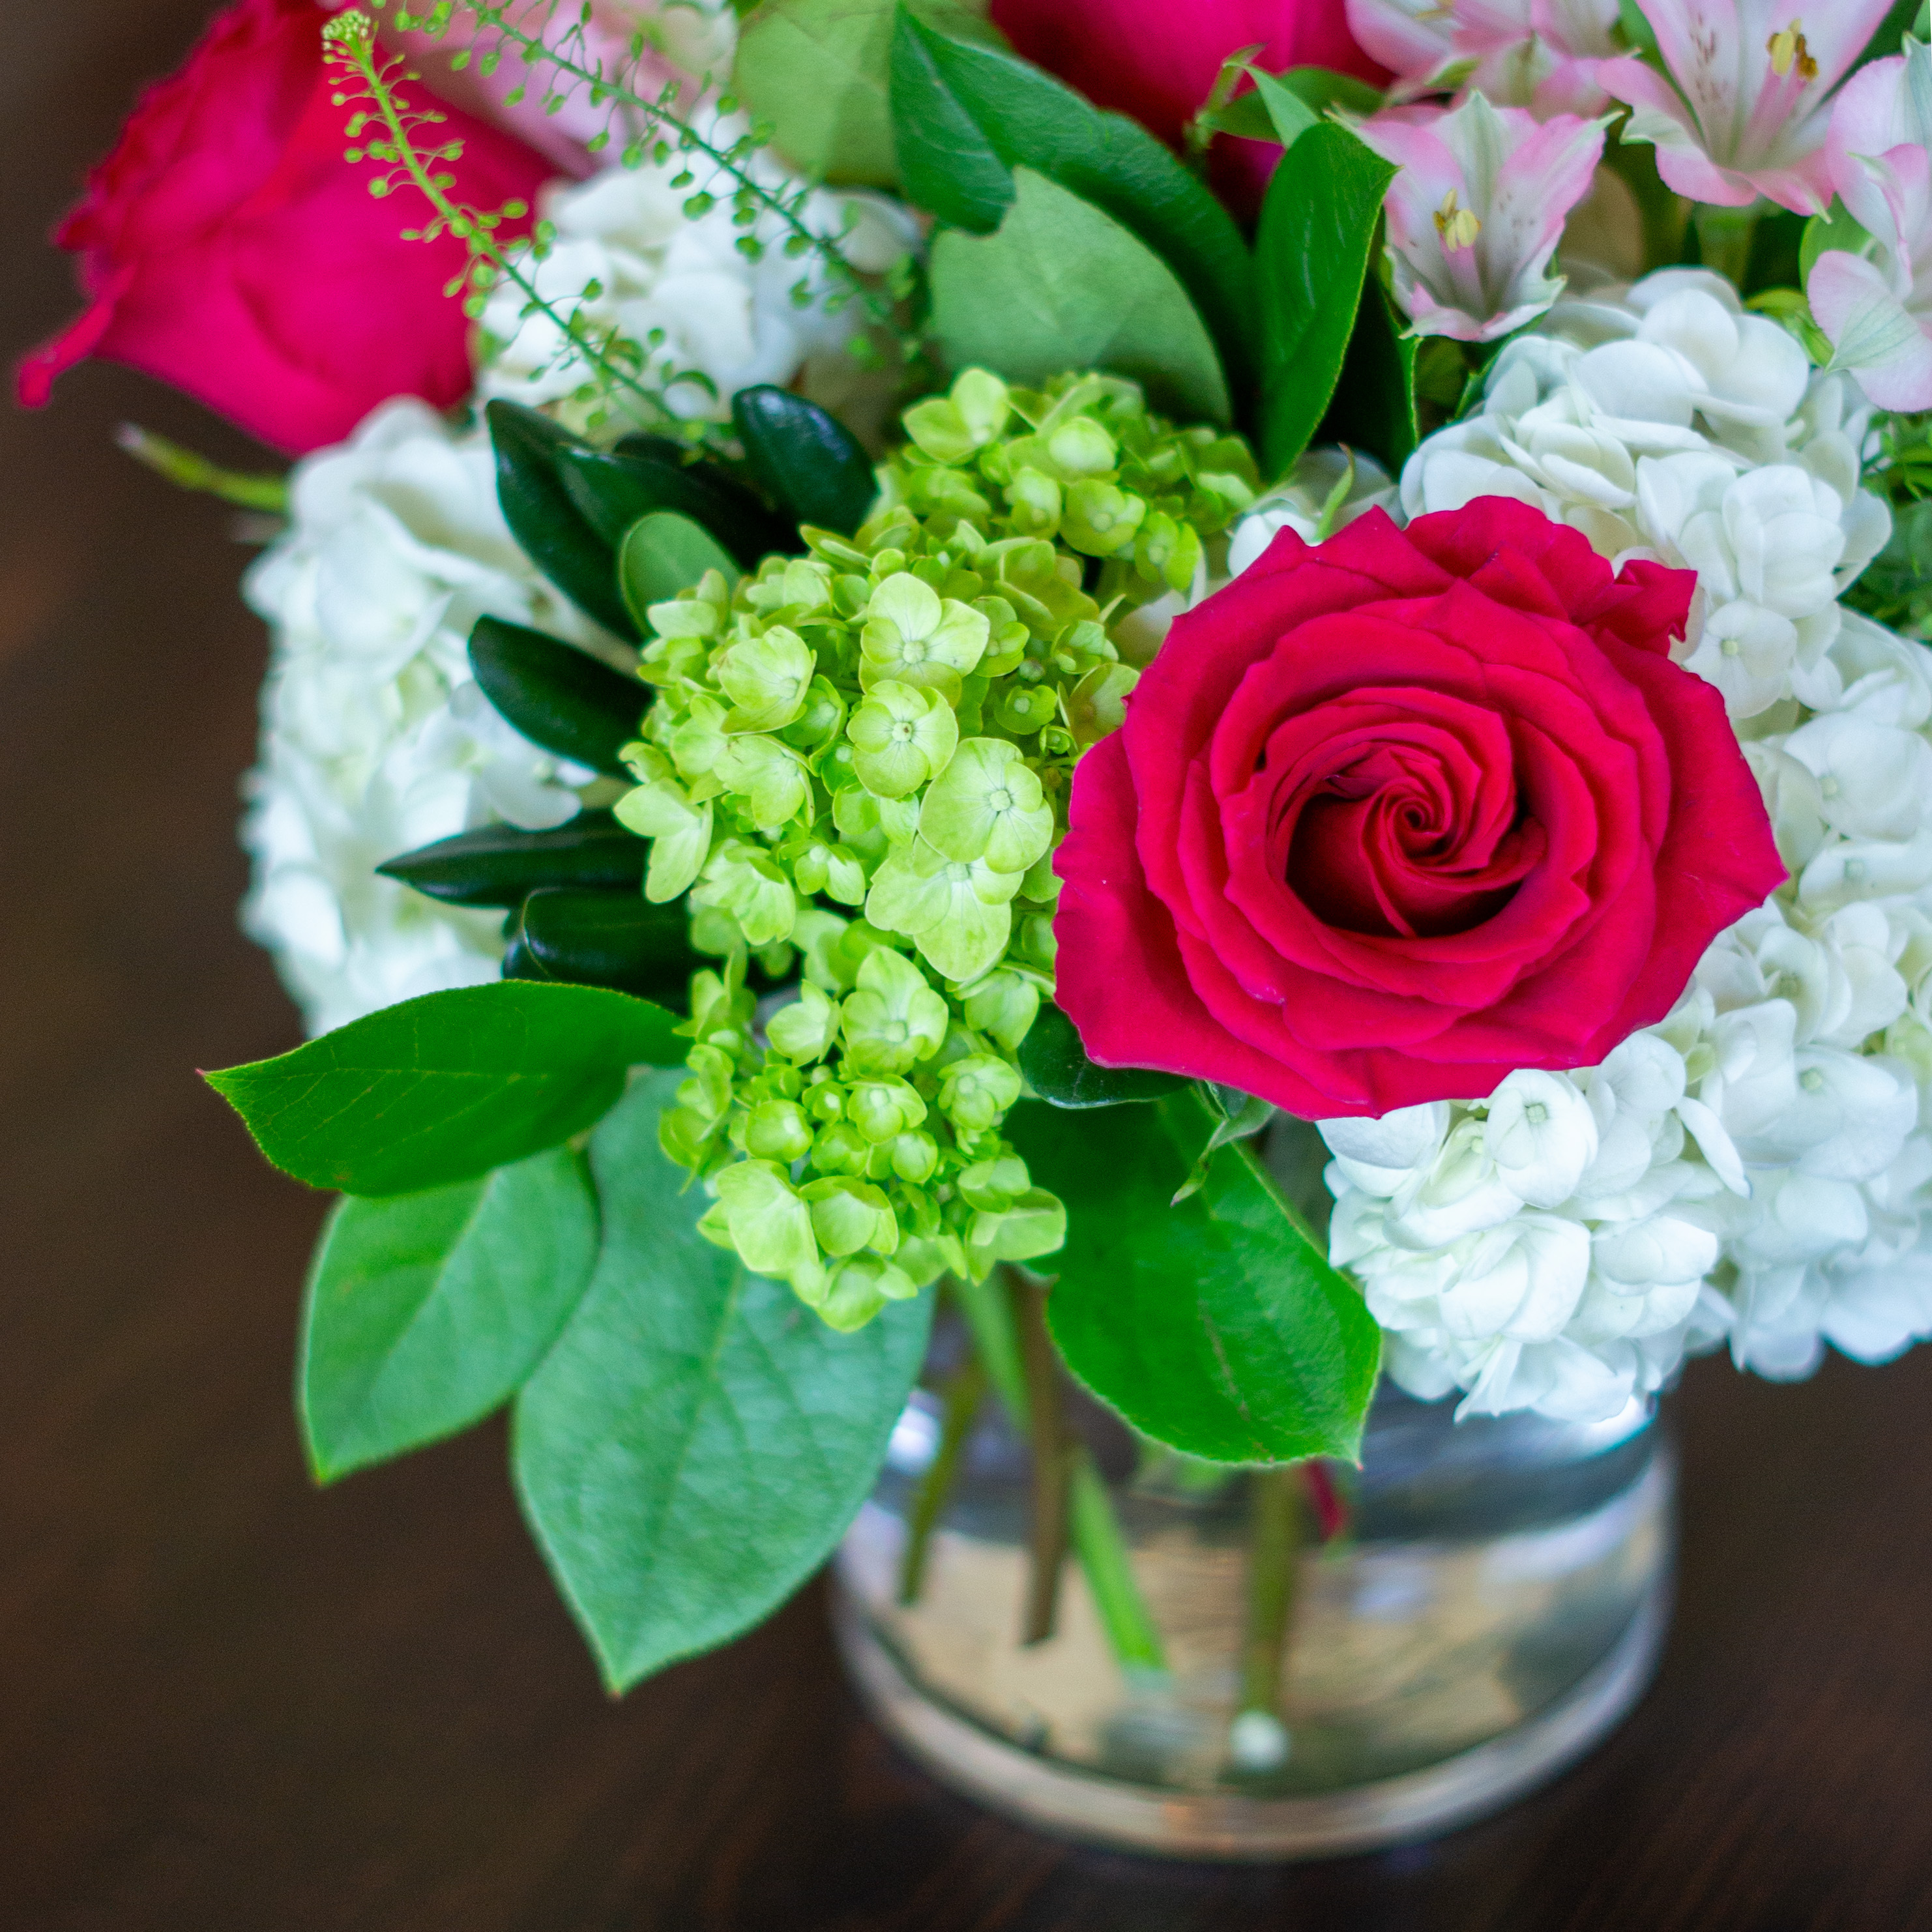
1253,122,1397,478
377,813,647,908
553,443,794,568
205,982,684,1197
299,1147,600,1481
1019,1002,1186,1107
514,1072,933,1690
1010,1091,1382,1465
731,385,878,534
929,169,1231,426
618,511,741,631
469,616,649,776
892,10,1256,400
506,887,701,1003
1319,276,1418,476
485,400,634,639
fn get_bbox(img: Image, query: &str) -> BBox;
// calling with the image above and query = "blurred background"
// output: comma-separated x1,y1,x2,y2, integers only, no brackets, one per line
3,6,1931,1927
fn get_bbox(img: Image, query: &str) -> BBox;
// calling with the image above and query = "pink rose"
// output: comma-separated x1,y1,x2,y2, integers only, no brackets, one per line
17,0,551,454
988,0,1388,212
1054,500,1785,1117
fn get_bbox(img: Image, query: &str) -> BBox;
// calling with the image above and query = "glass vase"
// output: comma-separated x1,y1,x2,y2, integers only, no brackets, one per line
832,1339,1673,1861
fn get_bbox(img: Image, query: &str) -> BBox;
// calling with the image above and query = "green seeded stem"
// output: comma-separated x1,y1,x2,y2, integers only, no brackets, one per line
329,22,675,426
439,1,890,329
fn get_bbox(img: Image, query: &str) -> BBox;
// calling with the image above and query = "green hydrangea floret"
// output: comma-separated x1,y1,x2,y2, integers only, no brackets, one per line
615,367,1261,1330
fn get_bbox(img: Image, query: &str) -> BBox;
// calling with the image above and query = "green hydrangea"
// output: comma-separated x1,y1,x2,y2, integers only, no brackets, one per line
617,368,1260,1330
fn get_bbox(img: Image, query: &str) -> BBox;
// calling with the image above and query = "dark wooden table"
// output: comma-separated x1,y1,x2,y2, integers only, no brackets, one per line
5,8,1931,1926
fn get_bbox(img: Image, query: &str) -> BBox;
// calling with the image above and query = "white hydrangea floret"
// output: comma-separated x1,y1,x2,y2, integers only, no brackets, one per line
1399,269,1890,719
241,399,619,1035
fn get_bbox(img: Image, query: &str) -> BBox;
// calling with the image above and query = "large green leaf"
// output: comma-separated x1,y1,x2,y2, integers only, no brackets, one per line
1319,275,1419,477
1010,1090,1381,1464
514,1073,933,1690
298,1147,600,1481
205,982,684,1197
733,0,998,187
469,616,650,776
891,10,1256,400
929,168,1231,426
1018,1002,1185,1108
377,813,646,908
485,401,634,641
1253,122,1397,478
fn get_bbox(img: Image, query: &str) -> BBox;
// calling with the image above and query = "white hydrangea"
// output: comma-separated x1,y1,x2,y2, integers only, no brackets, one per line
1315,272,1932,1421
477,116,919,435
1399,269,1891,718
242,399,617,1035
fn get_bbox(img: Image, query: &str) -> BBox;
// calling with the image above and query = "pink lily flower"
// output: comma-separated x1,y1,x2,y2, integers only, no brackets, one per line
1598,0,1895,215
1806,42,1932,411
1346,0,1621,116
1354,91,1609,341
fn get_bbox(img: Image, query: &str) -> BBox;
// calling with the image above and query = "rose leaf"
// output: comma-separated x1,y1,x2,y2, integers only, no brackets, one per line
513,1072,933,1691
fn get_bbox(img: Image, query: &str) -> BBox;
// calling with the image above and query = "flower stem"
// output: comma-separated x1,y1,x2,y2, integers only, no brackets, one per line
1014,1273,1072,1645
1238,1465,1304,1723
896,1353,986,1607
1693,202,1761,291
950,1268,1169,1674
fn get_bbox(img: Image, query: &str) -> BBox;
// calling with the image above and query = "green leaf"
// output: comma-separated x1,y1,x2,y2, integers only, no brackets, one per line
618,511,741,631
298,1147,600,1482
1319,276,1419,476
377,812,646,908
485,400,634,640
469,616,649,777
731,385,879,534
1203,67,1384,147
1018,1002,1186,1107
1009,1090,1382,1465
734,0,999,187
929,168,1231,427
1253,122,1398,478
1801,199,1875,283
555,441,794,568
892,10,1256,399
205,982,684,1197
514,1072,934,1690
1615,0,1658,54
505,887,701,1003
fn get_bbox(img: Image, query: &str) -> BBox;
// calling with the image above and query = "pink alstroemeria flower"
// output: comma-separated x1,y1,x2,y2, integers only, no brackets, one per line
1346,0,1620,115
1354,91,1608,341
1807,40,1932,410
1598,0,1894,214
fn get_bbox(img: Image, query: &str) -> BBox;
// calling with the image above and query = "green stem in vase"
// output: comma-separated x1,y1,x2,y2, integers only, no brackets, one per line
1230,1465,1305,1775
949,1269,1169,1676
896,1353,987,1607
1014,1273,1074,1645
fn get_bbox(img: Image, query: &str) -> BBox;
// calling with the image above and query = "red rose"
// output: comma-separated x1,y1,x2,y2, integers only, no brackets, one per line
988,0,1388,212
16,0,550,454
1054,499,1786,1117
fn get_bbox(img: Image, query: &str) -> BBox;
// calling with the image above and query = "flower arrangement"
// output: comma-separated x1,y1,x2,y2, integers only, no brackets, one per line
23,0,1932,1714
